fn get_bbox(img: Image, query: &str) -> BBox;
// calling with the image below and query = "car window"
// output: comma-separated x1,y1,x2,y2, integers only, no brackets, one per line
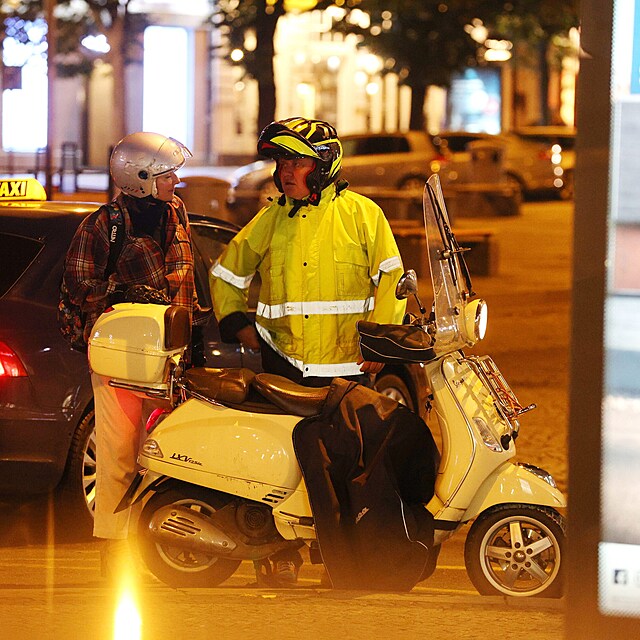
514,132,576,150
342,135,410,157
434,135,474,153
190,222,261,311
0,232,43,296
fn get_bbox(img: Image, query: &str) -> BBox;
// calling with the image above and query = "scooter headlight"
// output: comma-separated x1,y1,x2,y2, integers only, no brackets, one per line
463,299,488,344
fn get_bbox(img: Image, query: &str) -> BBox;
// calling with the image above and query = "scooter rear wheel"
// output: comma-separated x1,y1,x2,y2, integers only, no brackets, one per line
464,504,565,598
138,483,241,588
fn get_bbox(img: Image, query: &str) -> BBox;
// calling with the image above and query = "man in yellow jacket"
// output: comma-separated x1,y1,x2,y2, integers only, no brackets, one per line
210,117,406,583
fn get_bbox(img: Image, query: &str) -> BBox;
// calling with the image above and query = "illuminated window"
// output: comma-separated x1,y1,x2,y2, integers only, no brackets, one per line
2,18,48,152
143,26,192,147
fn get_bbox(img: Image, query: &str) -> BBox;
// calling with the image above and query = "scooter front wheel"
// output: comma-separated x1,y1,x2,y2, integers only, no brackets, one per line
138,483,241,588
464,504,565,598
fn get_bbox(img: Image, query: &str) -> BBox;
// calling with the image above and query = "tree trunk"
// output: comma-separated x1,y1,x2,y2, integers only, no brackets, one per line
538,40,551,125
106,21,127,143
408,78,428,131
254,0,284,137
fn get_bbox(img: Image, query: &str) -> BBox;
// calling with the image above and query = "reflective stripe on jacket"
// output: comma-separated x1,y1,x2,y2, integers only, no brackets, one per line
210,184,406,377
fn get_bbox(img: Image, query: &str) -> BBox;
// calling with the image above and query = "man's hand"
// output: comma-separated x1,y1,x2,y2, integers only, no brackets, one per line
357,357,384,375
237,325,261,351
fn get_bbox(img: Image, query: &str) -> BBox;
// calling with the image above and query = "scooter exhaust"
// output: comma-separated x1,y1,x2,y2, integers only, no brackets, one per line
145,505,238,555
144,504,299,561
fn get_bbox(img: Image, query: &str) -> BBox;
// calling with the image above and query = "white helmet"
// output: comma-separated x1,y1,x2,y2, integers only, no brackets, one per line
110,132,192,198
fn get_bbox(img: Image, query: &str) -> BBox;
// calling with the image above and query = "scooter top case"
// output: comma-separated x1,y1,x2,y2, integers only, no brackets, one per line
89,302,190,391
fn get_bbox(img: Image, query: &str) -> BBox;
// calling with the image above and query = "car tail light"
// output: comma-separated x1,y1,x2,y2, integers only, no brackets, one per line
0,340,27,377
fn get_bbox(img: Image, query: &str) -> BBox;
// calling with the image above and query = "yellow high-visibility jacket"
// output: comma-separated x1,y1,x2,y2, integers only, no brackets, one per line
210,184,406,377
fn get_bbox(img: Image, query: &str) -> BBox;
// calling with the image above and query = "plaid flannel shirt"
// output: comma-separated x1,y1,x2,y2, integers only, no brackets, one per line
63,193,199,342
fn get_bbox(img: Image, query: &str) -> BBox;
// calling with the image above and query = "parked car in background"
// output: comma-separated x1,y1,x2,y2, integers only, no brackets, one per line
0,179,429,532
226,131,459,221
513,126,576,200
431,127,575,200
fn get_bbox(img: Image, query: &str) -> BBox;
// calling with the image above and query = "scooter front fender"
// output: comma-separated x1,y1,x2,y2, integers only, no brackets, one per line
114,469,168,513
461,462,566,522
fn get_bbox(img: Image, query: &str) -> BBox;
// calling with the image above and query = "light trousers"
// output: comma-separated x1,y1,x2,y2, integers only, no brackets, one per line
91,372,164,539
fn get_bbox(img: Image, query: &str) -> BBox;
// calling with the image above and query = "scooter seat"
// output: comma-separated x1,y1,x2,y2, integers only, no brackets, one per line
252,373,329,417
185,367,256,404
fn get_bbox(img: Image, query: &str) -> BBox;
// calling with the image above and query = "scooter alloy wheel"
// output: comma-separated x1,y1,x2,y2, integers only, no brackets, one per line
138,483,241,588
464,504,565,598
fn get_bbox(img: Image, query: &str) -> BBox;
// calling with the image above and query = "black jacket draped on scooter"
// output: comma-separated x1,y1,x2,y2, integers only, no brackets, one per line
292,378,440,591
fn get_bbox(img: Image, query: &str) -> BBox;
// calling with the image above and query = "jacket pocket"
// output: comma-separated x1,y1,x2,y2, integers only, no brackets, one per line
261,249,286,305
334,245,370,298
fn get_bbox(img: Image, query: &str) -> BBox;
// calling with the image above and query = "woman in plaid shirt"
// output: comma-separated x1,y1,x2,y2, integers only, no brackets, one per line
62,132,206,580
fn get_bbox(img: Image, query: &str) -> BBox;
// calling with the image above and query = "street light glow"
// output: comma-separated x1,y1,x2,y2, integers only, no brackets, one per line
114,588,141,640
81,34,110,53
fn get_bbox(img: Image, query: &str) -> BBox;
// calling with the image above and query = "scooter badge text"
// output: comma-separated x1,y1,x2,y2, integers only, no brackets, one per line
170,452,203,466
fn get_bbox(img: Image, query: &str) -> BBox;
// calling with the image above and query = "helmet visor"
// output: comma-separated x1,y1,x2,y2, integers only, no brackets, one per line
153,137,193,177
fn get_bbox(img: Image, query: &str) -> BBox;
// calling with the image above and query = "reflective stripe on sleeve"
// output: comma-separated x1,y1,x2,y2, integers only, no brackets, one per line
379,255,403,273
210,262,254,289
255,324,362,377
256,297,375,320
372,255,403,286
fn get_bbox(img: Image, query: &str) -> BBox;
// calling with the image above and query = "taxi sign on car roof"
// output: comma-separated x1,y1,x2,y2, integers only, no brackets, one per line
0,178,47,201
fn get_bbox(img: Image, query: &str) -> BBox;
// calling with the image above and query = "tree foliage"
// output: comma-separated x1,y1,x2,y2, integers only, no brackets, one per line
329,0,578,130
208,0,286,134
329,0,489,130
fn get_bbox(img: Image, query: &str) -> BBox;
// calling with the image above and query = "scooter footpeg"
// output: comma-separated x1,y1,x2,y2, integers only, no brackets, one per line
185,367,256,404
252,373,329,417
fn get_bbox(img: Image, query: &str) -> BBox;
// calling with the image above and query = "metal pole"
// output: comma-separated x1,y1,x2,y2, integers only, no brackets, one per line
45,0,56,200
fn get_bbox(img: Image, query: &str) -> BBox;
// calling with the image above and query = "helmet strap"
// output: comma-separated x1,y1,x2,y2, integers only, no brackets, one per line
334,179,349,198
288,199,306,218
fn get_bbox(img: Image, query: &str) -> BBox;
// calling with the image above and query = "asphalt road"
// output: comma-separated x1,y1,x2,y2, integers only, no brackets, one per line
0,197,572,640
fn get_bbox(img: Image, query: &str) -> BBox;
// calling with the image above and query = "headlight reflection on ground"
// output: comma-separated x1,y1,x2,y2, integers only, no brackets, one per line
114,585,141,640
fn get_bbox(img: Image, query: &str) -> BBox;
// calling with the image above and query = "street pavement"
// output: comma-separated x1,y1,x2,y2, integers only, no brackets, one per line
0,191,572,639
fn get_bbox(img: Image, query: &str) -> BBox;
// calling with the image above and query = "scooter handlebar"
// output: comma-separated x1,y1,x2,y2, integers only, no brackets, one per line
357,320,437,364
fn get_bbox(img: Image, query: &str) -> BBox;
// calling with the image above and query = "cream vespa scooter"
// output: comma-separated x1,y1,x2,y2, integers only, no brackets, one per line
89,174,566,597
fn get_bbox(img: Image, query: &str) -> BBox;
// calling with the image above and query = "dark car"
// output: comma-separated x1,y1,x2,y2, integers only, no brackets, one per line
0,179,428,531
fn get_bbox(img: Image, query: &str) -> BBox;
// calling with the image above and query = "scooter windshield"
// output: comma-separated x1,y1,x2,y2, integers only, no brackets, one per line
423,174,475,352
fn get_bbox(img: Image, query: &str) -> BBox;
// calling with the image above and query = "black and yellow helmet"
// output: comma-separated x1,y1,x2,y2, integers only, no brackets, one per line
257,117,343,196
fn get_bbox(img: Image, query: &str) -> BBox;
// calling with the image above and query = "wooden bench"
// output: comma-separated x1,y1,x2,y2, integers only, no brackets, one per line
389,220,498,277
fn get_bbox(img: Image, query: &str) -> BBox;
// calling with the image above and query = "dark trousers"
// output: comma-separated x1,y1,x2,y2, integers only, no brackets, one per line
257,335,371,570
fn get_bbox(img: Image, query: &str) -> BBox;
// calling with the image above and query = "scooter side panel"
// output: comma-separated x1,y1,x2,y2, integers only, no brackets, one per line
461,461,567,521
140,399,304,505
433,357,515,509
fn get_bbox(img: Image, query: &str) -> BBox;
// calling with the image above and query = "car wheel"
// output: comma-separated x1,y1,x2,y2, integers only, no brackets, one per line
504,172,525,194
56,409,96,535
375,372,415,412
